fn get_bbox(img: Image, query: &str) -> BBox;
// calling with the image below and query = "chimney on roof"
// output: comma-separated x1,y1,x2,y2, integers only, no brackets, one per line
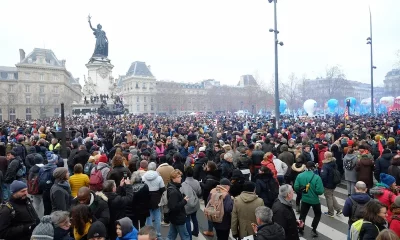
147,65,151,71
19,49,25,62
61,60,66,67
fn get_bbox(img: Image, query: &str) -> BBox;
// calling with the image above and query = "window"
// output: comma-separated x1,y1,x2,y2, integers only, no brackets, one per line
136,104,140,111
40,96,45,104
151,105,154,111
151,97,153,103
136,82,139,88
9,108,16,121
144,105,147,111
8,85,14,92
40,74,44,81
40,85,45,93
25,85,30,93
8,73,14,79
137,96,139,103
26,95,30,104
53,86,59,94
54,97,59,104
26,108,32,120
144,96,147,103
142,82,146,89
54,108,60,116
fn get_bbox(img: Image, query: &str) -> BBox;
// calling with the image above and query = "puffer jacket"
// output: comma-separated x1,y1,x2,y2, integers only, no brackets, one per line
167,181,187,225
370,183,397,222
231,191,264,238
374,153,394,181
255,222,285,240
355,153,374,189
320,157,338,189
343,153,358,182
142,170,165,209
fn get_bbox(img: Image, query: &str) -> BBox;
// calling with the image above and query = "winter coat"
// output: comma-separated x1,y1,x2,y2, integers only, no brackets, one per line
261,160,277,179
251,150,265,166
317,147,328,168
255,172,279,208
200,171,220,202
167,181,187,225
375,153,394,182
214,150,224,164
343,153,358,182
54,227,73,240
342,193,371,226
255,222,285,240
294,170,324,205
209,185,233,230
273,158,288,176
389,210,400,238
355,154,375,189
72,191,110,226
25,147,38,172
172,161,185,176
0,196,39,240
4,157,23,184
287,162,305,184
108,166,131,185
370,184,398,222
126,182,151,220
237,153,251,170
69,173,89,197
104,185,134,240
50,180,73,212
184,177,202,197
219,159,234,179
142,170,165,209
231,191,264,238
156,163,174,186
320,157,338,189
115,217,138,240
90,162,111,182
359,221,386,240
388,156,400,186
278,146,295,167
193,156,208,181
180,181,200,215
73,150,91,167
272,197,300,240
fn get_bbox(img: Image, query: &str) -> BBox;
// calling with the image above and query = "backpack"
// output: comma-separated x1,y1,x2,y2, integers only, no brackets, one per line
89,166,107,191
349,197,370,222
84,162,94,176
38,167,55,192
349,219,379,240
181,182,200,214
332,164,341,185
204,187,228,223
27,165,43,195
16,159,26,178
344,158,356,171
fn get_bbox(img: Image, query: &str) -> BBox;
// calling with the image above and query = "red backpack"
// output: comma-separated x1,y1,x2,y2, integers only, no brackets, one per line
89,166,107,191
28,172,40,195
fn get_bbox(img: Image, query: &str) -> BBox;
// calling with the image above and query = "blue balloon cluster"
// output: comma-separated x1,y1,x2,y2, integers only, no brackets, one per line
279,99,287,113
327,99,338,112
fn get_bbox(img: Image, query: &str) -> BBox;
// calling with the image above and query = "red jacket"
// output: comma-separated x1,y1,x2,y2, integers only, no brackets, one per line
318,147,328,169
389,216,400,237
371,186,397,222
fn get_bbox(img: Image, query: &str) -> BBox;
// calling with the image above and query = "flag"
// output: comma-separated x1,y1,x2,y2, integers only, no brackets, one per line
344,108,349,120
378,140,384,157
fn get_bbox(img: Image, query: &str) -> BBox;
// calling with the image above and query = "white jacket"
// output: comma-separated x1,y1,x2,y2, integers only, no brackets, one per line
273,157,288,176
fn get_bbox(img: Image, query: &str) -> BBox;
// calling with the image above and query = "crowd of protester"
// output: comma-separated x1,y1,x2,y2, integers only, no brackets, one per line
0,113,400,239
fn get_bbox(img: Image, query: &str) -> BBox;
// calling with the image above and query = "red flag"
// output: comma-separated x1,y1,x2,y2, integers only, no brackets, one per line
378,140,384,157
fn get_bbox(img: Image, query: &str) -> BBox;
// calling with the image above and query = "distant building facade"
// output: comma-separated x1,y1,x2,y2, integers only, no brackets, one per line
0,48,81,120
384,69,400,97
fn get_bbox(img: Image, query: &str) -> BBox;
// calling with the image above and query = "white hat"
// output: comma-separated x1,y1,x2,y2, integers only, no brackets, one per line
199,146,206,152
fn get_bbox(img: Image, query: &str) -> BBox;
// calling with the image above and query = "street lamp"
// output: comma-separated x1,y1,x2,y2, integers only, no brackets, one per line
268,0,283,128
366,7,376,115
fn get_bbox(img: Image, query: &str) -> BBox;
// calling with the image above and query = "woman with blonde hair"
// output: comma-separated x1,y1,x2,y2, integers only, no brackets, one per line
376,229,399,240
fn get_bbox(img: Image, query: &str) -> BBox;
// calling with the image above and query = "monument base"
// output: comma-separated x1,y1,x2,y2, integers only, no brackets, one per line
84,58,114,96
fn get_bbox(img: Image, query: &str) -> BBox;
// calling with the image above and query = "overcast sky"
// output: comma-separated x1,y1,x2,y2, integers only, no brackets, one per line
1,0,399,88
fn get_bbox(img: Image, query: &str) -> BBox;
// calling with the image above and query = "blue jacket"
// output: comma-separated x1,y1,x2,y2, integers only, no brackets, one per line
342,192,371,226
116,228,138,240
320,157,337,189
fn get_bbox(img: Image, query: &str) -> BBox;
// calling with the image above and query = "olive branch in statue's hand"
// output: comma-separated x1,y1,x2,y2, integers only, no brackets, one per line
88,14,91,22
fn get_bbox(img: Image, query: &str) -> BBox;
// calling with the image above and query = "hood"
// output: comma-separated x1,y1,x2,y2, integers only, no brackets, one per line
116,217,134,237
43,164,56,171
292,163,306,172
350,193,371,204
239,191,259,203
143,170,159,181
322,157,336,164
369,186,386,196
343,153,357,162
95,191,108,202
28,146,36,154
280,144,288,152
381,153,393,161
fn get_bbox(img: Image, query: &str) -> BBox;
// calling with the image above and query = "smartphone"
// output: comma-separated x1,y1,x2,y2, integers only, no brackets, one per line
123,172,127,179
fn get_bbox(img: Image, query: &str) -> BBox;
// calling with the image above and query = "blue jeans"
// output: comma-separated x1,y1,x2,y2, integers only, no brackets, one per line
2,184,10,201
185,212,199,240
167,223,190,240
146,208,161,237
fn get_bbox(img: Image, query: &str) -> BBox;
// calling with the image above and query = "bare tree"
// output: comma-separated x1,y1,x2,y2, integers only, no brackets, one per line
281,72,301,110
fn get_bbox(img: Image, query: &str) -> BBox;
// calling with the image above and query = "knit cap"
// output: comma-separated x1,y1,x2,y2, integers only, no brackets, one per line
53,167,68,180
87,221,107,239
188,146,195,154
45,151,57,164
380,173,396,187
10,180,27,194
98,154,108,163
31,215,54,239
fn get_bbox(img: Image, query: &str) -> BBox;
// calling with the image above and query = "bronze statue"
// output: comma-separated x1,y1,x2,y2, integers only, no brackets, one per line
88,15,108,57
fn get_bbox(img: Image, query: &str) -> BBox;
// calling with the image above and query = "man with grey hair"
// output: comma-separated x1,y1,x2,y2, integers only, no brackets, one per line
343,181,371,227
142,161,165,238
138,225,158,240
253,206,285,240
272,184,301,240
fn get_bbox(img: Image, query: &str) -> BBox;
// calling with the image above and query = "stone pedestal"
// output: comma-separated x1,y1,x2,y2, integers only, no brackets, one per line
84,57,115,96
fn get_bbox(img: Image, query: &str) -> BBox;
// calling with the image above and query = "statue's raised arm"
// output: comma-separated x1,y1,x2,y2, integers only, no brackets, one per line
88,14,96,31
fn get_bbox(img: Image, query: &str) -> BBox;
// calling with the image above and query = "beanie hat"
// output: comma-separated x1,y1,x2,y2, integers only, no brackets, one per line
188,146,195,154
53,167,68,180
98,154,108,164
10,180,27,194
46,151,56,164
34,154,45,164
198,146,206,152
380,173,396,187
31,215,54,239
87,221,107,239
394,196,400,208
220,178,231,186
198,152,206,158
242,181,256,192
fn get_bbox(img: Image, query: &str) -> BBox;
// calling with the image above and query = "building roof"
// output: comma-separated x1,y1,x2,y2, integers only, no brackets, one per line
0,66,18,80
126,61,154,77
20,48,63,67
386,69,400,77
116,75,125,87
238,75,258,87
157,80,204,89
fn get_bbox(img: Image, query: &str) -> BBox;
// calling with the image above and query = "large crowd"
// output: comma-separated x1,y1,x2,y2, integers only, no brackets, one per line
1,113,400,240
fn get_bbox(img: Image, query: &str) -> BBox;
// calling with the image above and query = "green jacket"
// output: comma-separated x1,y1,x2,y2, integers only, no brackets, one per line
294,170,324,205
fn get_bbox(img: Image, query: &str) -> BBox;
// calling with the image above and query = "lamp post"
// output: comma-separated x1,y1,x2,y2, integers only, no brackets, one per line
268,0,284,128
366,7,376,115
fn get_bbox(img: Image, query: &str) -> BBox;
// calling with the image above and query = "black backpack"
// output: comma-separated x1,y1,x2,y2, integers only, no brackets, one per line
349,197,370,222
